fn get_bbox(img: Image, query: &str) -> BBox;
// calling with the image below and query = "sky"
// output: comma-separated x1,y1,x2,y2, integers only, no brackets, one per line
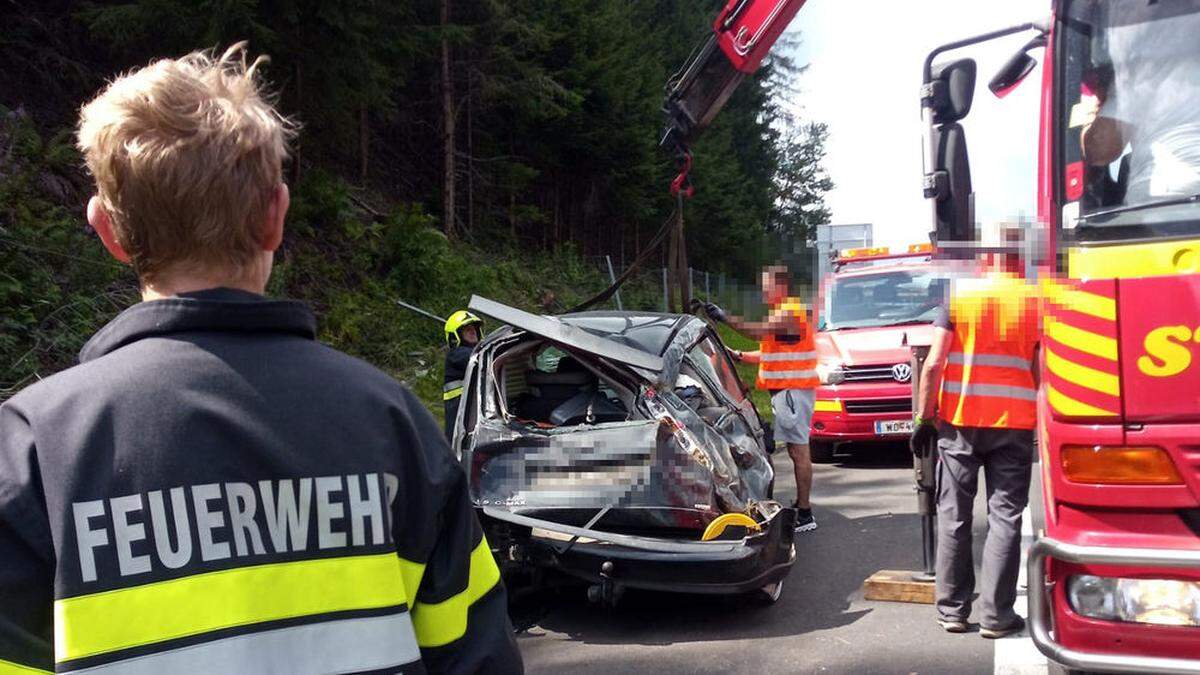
784,0,1048,248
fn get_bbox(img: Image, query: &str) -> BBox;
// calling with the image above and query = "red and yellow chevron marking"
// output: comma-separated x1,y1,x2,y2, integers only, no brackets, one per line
1040,279,1121,418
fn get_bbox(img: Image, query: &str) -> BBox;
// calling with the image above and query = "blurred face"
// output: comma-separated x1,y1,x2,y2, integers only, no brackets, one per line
761,268,789,305
461,324,481,346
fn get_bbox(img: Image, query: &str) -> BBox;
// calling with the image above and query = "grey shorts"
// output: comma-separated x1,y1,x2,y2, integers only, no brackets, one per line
771,388,815,445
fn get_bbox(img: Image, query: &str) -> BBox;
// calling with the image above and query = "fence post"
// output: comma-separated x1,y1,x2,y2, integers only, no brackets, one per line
688,267,694,304
605,255,623,310
662,267,669,312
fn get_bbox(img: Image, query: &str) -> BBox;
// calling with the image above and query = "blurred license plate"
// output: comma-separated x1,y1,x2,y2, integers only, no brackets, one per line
875,420,914,435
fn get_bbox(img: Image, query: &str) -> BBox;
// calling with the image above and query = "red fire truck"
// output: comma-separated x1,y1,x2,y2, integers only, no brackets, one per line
922,2,1200,672
809,244,942,462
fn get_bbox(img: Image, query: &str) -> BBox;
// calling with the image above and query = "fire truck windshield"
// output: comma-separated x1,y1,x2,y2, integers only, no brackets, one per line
822,270,944,331
1062,0,1200,237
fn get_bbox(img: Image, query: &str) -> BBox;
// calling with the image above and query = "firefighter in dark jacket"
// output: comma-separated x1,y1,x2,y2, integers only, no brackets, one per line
443,310,483,440
0,44,522,675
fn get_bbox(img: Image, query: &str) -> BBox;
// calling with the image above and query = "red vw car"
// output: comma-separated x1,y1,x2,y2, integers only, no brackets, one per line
809,246,944,462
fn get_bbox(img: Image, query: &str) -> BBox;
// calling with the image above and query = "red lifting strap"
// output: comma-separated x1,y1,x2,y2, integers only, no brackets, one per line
670,150,695,199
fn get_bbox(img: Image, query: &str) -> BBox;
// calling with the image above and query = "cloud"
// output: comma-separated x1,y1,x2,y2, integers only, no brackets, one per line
785,0,1047,248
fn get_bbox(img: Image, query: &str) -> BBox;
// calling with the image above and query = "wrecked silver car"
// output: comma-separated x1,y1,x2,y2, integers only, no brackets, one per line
451,296,796,605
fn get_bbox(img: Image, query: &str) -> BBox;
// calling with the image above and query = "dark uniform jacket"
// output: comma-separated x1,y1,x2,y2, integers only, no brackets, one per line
442,346,472,440
0,288,522,675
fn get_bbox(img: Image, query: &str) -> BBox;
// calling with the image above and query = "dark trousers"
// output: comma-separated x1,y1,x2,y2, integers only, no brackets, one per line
934,424,1033,628
444,396,460,441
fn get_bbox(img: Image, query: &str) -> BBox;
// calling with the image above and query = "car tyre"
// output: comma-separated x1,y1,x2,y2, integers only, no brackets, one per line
810,441,835,464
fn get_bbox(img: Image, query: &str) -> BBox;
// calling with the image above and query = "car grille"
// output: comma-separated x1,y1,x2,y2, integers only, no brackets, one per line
843,364,907,383
844,398,912,414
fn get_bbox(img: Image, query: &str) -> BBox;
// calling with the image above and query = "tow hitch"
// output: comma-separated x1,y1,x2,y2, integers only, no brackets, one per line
586,560,624,607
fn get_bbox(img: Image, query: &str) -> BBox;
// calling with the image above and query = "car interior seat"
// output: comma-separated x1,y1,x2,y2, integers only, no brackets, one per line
516,355,596,423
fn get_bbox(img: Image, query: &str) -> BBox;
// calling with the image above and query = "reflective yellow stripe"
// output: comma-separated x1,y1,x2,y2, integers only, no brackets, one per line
1047,383,1118,417
813,399,842,412
442,387,463,401
410,539,501,648
1041,280,1116,321
54,553,408,662
1044,317,1118,361
1044,347,1120,397
0,658,51,674
398,556,426,606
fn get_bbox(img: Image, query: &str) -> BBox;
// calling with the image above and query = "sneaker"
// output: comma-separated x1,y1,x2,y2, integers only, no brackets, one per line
980,617,1026,639
793,508,817,533
937,618,969,633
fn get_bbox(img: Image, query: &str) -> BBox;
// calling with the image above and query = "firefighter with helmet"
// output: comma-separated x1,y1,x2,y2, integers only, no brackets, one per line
912,225,1040,640
443,310,483,439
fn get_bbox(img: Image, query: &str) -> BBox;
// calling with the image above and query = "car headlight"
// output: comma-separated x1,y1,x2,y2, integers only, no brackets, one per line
1068,574,1200,627
816,362,846,385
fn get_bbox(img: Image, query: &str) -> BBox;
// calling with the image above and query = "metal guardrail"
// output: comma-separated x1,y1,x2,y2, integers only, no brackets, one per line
1026,537,1200,674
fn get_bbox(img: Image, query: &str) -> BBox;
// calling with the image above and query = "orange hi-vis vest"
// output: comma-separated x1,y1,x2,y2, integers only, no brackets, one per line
938,272,1040,430
756,297,818,391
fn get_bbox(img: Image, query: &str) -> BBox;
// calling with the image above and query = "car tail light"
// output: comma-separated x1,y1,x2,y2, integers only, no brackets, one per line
1061,445,1183,485
470,448,490,487
643,388,714,473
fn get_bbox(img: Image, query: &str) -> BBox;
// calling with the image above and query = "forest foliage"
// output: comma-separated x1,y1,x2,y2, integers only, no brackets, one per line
0,0,831,413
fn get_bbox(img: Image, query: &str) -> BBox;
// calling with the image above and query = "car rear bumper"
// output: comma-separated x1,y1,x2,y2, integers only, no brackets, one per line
482,506,796,595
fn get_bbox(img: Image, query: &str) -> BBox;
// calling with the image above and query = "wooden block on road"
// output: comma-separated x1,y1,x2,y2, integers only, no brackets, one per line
863,569,935,604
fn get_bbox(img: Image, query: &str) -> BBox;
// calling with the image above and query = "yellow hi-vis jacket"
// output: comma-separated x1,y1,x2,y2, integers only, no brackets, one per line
756,297,819,391
938,272,1041,430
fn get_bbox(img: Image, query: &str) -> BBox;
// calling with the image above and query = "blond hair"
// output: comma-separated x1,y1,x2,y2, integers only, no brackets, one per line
77,43,295,282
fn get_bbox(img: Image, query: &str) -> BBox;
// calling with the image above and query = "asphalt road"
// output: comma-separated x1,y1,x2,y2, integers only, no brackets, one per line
516,442,1018,675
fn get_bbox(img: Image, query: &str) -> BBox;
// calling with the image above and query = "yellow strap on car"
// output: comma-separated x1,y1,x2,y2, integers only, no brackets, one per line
701,513,761,541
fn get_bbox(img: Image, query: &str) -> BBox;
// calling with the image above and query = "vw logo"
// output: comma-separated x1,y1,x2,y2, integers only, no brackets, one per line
892,363,912,382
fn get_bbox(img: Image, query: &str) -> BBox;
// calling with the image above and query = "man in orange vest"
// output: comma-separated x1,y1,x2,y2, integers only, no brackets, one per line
913,239,1040,639
704,264,819,533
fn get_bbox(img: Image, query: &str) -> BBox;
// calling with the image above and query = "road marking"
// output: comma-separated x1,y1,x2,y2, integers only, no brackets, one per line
994,503,1048,675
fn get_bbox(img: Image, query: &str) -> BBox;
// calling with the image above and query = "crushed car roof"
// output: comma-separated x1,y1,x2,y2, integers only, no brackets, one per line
468,296,679,372
556,311,692,356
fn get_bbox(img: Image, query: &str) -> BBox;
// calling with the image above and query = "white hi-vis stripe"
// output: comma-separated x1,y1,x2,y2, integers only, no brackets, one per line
946,352,1032,369
60,612,420,675
443,380,464,392
942,381,1036,401
759,369,817,380
760,351,816,362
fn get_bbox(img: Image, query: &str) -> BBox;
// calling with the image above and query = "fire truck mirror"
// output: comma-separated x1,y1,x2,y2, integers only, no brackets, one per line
931,123,974,248
989,34,1046,99
929,58,976,124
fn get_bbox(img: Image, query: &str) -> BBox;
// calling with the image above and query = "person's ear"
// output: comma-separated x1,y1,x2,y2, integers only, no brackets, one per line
88,196,131,264
260,183,289,252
